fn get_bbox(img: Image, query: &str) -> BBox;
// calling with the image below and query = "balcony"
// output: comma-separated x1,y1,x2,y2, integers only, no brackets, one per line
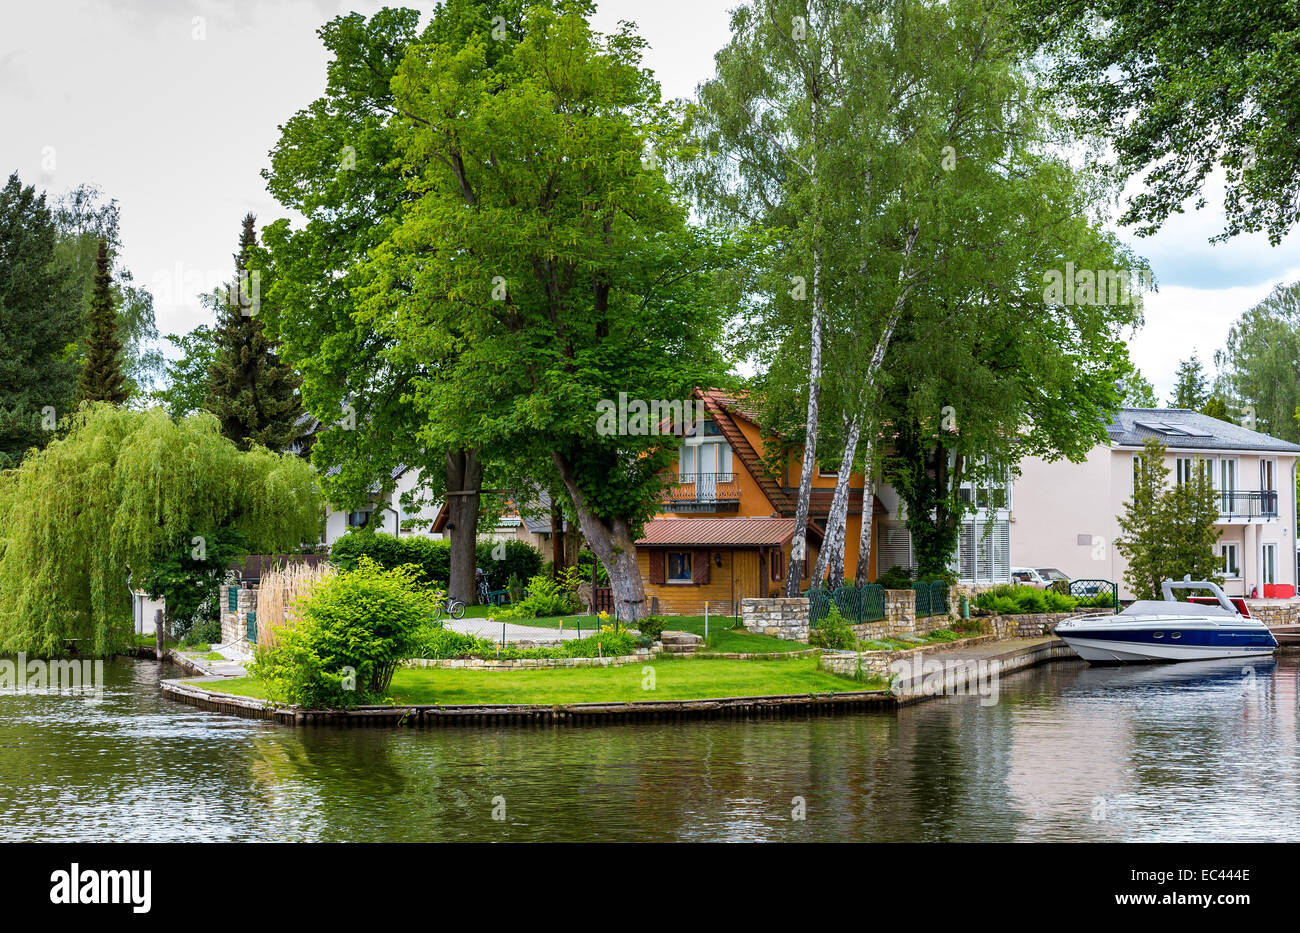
662,472,741,512
1218,490,1279,521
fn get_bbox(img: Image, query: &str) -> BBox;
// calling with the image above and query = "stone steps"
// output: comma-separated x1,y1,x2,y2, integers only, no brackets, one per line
659,631,703,656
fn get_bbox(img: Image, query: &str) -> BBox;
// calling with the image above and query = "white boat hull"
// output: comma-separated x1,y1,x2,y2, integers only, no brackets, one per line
1058,634,1275,664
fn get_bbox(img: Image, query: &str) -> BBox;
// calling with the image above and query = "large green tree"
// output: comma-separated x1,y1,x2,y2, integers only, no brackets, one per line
1020,0,1300,243
1169,355,1210,411
153,323,218,420
206,214,305,451
0,173,81,467
78,239,130,404
0,405,322,656
358,2,733,620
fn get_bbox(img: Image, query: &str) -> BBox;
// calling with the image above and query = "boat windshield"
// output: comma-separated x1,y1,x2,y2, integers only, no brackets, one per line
1120,599,1239,618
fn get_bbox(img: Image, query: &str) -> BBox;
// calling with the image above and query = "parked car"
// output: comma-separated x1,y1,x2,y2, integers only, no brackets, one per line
1036,567,1069,584
1011,567,1049,587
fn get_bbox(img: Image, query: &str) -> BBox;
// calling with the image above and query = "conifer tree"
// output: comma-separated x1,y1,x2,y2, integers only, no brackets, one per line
205,214,304,451
78,239,129,405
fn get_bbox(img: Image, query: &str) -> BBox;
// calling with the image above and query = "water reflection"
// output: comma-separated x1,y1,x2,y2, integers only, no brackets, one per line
0,656,1296,841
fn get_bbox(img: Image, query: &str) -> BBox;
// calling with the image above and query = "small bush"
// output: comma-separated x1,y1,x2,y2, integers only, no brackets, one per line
499,572,581,618
809,605,857,650
637,616,667,640
952,617,991,635
329,531,542,595
250,557,438,708
874,565,914,590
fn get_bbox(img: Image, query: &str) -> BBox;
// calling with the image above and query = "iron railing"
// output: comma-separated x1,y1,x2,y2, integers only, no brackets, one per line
662,472,741,504
1218,490,1279,519
805,584,886,627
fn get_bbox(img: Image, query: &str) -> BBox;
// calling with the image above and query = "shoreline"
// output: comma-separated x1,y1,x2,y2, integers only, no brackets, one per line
157,636,1079,727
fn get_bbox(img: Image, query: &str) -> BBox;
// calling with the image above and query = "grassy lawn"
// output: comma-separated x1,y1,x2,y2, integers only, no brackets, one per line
209,657,878,706
452,611,802,653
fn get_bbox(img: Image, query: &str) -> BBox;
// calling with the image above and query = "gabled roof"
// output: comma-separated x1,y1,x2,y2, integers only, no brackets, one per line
1108,409,1300,453
636,516,823,548
696,388,795,514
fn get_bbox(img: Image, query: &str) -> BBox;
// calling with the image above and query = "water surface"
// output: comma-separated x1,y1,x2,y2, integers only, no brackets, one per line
0,656,1295,841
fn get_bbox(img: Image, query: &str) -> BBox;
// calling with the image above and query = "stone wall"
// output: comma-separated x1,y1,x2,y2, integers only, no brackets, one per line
981,609,1094,638
820,634,998,680
1245,600,1300,628
850,589,952,641
741,597,810,642
219,584,257,649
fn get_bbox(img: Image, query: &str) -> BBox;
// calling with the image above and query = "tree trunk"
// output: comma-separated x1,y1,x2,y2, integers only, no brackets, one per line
445,448,483,605
811,414,861,588
550,500,565,578
784,236,824,596
551,450,648,622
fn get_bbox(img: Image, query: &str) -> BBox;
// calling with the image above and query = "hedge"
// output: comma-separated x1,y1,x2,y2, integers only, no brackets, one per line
329,532,542,592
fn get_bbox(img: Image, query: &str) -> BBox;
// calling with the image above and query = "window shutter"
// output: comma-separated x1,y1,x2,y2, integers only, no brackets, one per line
694,550,711,586
649,550,665,585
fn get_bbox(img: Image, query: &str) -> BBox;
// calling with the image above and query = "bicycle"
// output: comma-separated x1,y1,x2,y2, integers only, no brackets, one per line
433,595,466,622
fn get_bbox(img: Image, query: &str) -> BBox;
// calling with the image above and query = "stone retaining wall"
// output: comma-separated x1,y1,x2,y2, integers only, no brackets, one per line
1245,600,1300,628
820,634,998,680
849,588,953,640
982,608,1095,638
741,598,810,642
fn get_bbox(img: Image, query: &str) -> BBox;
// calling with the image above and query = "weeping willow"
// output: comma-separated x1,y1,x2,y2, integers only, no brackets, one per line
0,404,322,656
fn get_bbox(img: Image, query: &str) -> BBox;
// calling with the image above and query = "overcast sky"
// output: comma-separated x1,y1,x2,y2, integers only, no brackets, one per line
4,0,1298,400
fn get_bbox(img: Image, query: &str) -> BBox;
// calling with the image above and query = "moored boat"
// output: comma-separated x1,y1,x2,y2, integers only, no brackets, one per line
1055,579,1277,664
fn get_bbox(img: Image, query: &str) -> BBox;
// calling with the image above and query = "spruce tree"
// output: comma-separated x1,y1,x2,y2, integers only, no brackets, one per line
205,214,304,451
78,238,129,405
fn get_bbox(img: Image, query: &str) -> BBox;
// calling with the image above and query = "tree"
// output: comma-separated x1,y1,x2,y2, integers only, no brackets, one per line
1019,0,1300,243
0,405,322,656
153,324,218,420
1115,438,1222,599
260,6,500,605
0,173,81,467
360,2,734,621
78,239,129,404
206,214,305,451
1169,355,1209,410
51,184,162,397
1221,280,1300,441
1119,369,1160,408
137,526,249,638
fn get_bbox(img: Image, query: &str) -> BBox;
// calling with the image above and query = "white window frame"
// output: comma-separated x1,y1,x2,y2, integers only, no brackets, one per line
1220,543,1240,578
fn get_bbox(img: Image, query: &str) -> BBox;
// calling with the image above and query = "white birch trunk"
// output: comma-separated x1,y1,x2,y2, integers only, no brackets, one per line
811,414,861,588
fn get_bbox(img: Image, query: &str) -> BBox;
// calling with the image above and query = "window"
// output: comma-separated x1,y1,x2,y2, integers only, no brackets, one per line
1219,458,1237,511
1261,459,1277,492
347,509,372,528
1221,544,1240,577
667,551,693,583
770,550,783,581
1263,543,1277,586
1176,457,1210,485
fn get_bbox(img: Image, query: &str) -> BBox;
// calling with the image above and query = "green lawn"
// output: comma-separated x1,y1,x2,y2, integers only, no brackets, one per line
451,611,802,653
209,657,878,706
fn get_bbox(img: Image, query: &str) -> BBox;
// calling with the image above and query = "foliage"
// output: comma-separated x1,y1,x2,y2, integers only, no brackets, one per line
329,531,542,594
973,583,1114,615
1119,369,1161,408
153,325,218,420
251,557,437,707
1221,280,1300,441
78,239,129,405
0,405,323,656
808,604,856,650
205,214,305,452
51,183,163,399
1020,0,1300,243
497,572,581,619
138,527,250,637
1115,438,1223,599
874,565,914,590
0,173,80,467
636,616,667,640
1169,355,1209,411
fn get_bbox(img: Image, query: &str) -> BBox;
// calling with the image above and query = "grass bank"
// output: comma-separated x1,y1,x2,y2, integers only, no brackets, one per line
209,657,878,706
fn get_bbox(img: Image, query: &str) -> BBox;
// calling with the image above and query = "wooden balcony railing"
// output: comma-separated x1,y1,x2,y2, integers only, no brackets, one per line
662,472,741,504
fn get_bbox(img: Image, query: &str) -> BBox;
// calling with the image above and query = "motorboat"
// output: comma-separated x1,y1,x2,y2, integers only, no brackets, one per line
1055,579,1277,664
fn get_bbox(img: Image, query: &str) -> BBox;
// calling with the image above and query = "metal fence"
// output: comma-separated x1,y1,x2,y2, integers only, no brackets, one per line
805,584,885,627
913,581,949,618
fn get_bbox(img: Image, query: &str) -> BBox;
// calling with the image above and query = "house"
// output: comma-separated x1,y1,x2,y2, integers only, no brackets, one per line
1011,408,1300,599
321,464,443,546
635,388,1011,614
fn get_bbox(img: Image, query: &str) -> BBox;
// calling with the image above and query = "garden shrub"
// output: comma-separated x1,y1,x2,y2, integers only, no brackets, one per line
498,572,581,618
250,557,438,708
329,531,542,595
809,604,857,650
874,565,914,590
637,616,667,640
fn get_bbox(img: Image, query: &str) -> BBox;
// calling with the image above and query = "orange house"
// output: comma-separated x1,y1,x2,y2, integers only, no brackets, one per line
636,389,885,615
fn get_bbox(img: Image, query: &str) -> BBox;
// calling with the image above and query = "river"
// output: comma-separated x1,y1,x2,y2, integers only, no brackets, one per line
1,655,1295,841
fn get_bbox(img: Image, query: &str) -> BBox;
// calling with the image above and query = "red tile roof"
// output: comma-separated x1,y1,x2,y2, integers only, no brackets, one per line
636,517,823,548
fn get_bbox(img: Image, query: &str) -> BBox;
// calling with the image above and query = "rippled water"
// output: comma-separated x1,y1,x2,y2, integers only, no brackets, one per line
1,655,1297,841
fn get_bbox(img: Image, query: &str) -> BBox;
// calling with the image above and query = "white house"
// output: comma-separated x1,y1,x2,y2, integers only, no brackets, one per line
1011,408,1300,599
321,465,444,546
